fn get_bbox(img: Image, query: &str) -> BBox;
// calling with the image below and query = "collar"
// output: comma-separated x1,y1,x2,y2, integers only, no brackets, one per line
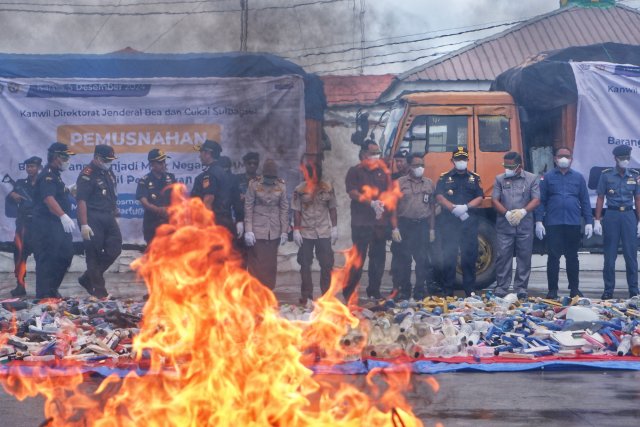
203,164,211,172
449,169,469,176
616,167,630,178
553,167,572,175
45,164,60,176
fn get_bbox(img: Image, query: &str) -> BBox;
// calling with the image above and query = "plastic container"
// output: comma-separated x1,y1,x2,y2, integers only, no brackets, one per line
630,335,640,356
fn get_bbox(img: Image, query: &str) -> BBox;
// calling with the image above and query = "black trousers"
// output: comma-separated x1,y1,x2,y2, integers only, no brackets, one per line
297,237,334,300
392,217,433,300
344,225,387,300
440,213,478,297
13,216,34,286
248,238,280,290
143,217,167,245
33,216,74,299
546,224,581,292
81,211,122,297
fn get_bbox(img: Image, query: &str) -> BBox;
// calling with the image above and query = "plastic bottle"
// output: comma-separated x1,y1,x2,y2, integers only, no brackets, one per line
52,338,70,359
406,343,424,358
399,314,414,333
493,316,514,332
432,344,461,358
442,318,457,337
630,335,640,356
617,335,632,356
378,343,404,359
424,316,443,328
413,323,430,338
368,325,385,345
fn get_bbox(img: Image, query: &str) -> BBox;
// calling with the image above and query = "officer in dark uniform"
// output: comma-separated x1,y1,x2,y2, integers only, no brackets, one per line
235,152,260,265
32,143,76,299
191,140,236,235
391,150,410,181
76,145,122,298
594,145,640,300
435,147,484,297
7,156,42,296
136,149,177,244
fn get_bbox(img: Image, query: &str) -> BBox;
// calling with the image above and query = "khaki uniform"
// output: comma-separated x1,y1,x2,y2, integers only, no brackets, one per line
393,176,436,299
292,181,337,300
244,177,289,289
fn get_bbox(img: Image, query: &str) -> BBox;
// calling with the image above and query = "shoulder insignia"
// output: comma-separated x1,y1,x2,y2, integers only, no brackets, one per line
142,174,150,180
203,178,210,188
321,181,333,192
630,169,639,174
278,178,285,184
82,167,92,175
81,176,90,181
601,168,612,173
470,171,480,177
249,178,257,183
45,177,53,180
440,171,448,176
294,182,307,192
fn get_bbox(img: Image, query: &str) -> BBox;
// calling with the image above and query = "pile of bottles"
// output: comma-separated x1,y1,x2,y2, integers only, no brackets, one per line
280,292,640,360
0,297,144,365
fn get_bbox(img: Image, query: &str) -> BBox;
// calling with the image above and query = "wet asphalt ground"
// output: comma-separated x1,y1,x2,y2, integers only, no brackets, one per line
1,269,640,426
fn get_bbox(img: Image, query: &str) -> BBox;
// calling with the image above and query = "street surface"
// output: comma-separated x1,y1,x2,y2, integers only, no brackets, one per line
1,269,640,426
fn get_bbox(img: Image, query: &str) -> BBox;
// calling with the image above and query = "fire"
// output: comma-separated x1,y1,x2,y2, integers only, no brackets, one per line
14,229,26,288
0,184,429,427
358,159,403,214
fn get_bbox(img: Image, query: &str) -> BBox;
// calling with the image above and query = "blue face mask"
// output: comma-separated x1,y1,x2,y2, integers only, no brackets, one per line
263,177,277,185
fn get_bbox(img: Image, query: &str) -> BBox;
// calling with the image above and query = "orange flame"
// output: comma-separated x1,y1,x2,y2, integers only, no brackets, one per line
0,184,427,427
14,228,27,287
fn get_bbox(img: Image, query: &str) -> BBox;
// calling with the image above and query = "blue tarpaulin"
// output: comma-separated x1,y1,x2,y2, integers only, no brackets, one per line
0,51,326,120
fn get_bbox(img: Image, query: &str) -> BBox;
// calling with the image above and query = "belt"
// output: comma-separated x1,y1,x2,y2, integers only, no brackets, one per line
88,208,118,215
400,217,429,224
607,206,634,211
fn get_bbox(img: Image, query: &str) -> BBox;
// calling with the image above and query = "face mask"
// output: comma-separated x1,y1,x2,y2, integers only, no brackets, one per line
557,158,571,168
59,160,70,171
412,167,425,177
263,178,277,185
100,161,112,171
454,160,468,171
370,155,381,160
504,168,516,178
618,159,630,168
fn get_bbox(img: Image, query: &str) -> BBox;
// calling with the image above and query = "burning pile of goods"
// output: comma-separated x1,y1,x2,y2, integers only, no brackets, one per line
283,293,640,361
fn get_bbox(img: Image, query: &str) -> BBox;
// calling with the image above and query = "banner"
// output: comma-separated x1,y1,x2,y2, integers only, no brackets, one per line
0,75,305,243
571,62,640,206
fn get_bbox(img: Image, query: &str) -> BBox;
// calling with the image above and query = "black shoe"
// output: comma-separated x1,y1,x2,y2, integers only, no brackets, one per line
299,297,312,305
52,291,62,299
545,291,558,299
601,293,613,300
494,292,508,299
569,289,583,298
142,293,150,301
78,275,94,295
10,285,26,297
630,291,639,298
367,292,384,300
517,293,528,301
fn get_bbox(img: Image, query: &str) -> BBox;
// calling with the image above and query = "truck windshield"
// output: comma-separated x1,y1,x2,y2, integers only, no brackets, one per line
381,103,407,158
401,115,468,155
478,115,511,152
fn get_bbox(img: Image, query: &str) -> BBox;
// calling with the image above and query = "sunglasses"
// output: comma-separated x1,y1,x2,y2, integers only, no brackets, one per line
410,163,425,167
502,163,520,169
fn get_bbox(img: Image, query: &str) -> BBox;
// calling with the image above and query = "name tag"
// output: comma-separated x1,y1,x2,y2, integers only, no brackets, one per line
627,180,636,185
423,194,429,203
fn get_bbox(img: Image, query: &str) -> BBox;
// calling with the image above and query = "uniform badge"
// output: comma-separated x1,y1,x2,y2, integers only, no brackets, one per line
203,178,209,188
469,177,475,182
293,193,298,201
447,189,453,195
506,181,510,185
151,194,157,200
45,177,53,181
447,177,453,182
102,189,107,195
81,176,90,181
609,189,615,194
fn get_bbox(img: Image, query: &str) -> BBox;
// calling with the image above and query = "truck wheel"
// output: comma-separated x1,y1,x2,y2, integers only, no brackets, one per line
455,217,497,290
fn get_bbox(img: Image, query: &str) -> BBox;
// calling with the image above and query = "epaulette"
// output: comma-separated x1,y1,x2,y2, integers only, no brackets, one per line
470,171,480,177
440,171,448,176
278,178,285,184
321,181,332,191
630,169,639,174
294,181,307,192
249,178,258,183
601,168,612,173
82,166,92,176
142,174,150,180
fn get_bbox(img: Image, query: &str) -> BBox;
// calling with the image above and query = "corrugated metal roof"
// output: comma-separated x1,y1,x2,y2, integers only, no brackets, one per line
320,74,394,106
397,4,640,83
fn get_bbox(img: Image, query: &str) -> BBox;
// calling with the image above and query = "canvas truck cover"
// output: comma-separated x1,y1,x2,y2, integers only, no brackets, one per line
0,52,326,244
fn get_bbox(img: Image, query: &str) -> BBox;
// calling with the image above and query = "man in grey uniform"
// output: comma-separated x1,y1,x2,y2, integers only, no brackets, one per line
491,152,540,300
594,145,640,300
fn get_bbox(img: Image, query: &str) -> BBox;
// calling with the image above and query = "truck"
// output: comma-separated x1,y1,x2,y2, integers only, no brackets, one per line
357,43,640,289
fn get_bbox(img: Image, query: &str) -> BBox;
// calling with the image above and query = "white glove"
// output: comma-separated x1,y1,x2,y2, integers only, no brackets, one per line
67,184,77,197
535,222,545,240
60,214,75,233
115,218,120,228
370,200,385,220
637,222,640,238
331,226,338,245
244,231,256,247
594,220,603,236
585,224,593,239
236,222,244,238
459,212,469,221
391,228,402,243
508,209,526,226
429,230,435,242
504,211,512,220
293,229,303,247
452,204,468,218
280,233,288,246
81,225,94,240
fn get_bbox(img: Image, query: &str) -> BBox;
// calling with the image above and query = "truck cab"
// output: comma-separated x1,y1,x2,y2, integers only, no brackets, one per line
380,91,523,289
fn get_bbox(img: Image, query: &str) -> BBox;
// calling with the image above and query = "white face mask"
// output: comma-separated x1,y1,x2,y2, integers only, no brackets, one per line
556,158,571,168
99,160,112,171
618,159,630,168
454,160,468,171
370,155,381,160
504,168,516,178
412,167,425,177
59,160,70,171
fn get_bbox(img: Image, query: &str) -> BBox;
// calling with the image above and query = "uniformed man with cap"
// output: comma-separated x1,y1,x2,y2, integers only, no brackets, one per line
32,143,76,299
391,150,410,181
136,149,177,244
235,152,260,262
594,145,640,300
191,140,239,235
244,159,289,290
219,155,244,234
391,153,436,300
435,147,484,297
76,145,121,298
292,163,338,303
491,151,540,300
7,156,42,296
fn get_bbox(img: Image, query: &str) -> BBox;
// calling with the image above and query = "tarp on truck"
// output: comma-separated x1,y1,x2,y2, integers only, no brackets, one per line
491,42,640,111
